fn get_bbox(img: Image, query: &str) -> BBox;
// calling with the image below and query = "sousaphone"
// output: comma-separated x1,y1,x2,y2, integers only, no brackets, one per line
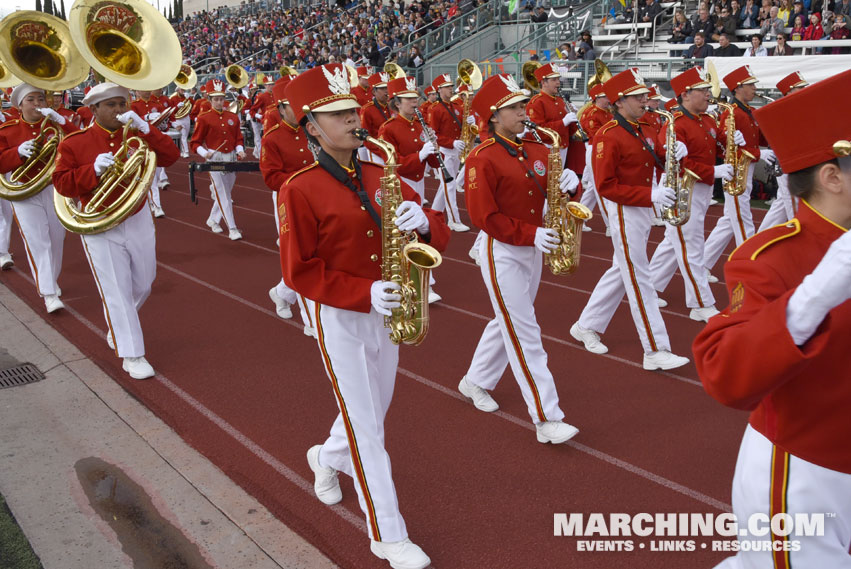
0,62,22,89
575,58,612,124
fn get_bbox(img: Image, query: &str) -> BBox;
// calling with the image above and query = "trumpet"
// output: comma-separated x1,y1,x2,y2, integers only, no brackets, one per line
414,107,453,182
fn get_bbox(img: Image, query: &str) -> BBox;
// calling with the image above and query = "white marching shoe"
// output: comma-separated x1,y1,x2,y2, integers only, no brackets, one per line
228,228,243,241
536,421,579,444
0,253,12,270
44,294,64,313
656,297,668,308
306,445,342,505
370,538,431,569
448,221,469,232
643,350,689,371
706,272,719,284
569,322,608,354
180,152,189,158
206,218,223,234
581,224,592,232
468,245,481,266
268,287,293,319
122,356,155,380
303,325,318,339
458,376,498,412
605,227,611,237
106,331,115,350
152,205,165,218
427,287,441,304
689,305,720,322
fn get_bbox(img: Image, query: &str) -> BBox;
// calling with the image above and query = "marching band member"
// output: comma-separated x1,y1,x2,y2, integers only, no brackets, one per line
756,71,809,232
351,66,372,107
526,63,577,166
694,68,851,569
190,84,211,120
259,74,315,332
579,84,612,233
190,79,246,241
169,87,193,158
279,63,449,569
49,90,79,127
76,86,94,127
130,89,168,217
646,67,729,322
358,71,391,163
703,65,776,274
428,73,470,231
643,86,666,226
569,68,690,369
249,77,273,159
152,88,173,193
420,85,438,184
459,73,580,443
0,83,78,313
0,89,16,271
52,82,179,379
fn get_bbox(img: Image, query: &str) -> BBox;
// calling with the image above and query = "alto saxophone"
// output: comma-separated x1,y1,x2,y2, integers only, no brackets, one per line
653,108,699,226
715,100,755,197
353,128,442,345
459,91,477,164
525,122,593,275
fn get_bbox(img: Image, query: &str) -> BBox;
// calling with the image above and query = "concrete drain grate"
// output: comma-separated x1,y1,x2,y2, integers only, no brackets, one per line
0,364,46,389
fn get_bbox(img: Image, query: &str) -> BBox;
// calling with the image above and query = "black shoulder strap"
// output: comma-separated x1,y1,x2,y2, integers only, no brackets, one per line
492,135,547,197
439,99,463,129
732,98,755,121
373,98,388,122
680,107,725,152
316,149,382,229
614,112,665,170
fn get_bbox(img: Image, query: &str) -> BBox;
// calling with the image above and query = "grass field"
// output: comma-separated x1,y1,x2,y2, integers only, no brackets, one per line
0,493,42,569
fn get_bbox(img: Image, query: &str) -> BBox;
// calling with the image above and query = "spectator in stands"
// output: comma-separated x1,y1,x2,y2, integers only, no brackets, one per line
712,7,739,40
716,31,744,54
616,0,638,23
804,12,825,39
744,32,769,54
771,31,796,52
828,13,850,52
530,6,549,23
639,0,662,23
758,0,773,25
760,6,786,38
790,1,809,27
740,0,760,27
730,0,743,22
671,9,693,42
558,42,578,60
684,30,715,56
778,0,794,25
689,7,716,42
838,0,851,17
791,14,807,38
577,31,596,59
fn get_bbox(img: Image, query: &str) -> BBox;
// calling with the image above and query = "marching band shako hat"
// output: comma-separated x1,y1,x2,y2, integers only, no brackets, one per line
589,84,605,99
777,71,809,96
664,99,678,112
602,68,650,102
471,73,529,125
81,83,130,106
356,66,370,78
753,68,851,174
203,79,226,97
285,63,360,124
456,84,472,95
273,75,296,104
10,83,44,108
388,76,419,99
723,65,758,92
647,85,662,100
533,63,560,83
671,67,712,97
432,74,453,90
368,71,390,89
424,85,435,96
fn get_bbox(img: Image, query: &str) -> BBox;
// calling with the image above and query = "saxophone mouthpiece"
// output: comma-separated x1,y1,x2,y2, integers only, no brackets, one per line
352,128,369,141
522,120,538,129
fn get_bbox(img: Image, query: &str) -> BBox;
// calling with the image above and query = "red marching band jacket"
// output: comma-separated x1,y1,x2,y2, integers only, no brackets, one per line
0,117,79,181
259,120,312,193
658,110,724,186
378,114,440,182
591,118,657,207
719,102,767,161
189,109,244,155
428,99,463,149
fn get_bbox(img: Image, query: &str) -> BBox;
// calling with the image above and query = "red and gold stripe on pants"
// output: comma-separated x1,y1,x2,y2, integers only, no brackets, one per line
770,445,791,569
617,205,658,352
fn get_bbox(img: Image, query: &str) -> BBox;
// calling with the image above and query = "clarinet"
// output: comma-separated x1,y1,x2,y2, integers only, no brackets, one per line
414,107,454,182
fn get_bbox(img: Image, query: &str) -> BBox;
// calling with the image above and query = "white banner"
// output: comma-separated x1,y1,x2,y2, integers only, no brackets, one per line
704,55,851,89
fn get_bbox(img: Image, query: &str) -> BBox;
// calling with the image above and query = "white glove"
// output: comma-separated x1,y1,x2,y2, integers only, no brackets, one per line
370,280,402,316
673,140,688,161
733,129,746,146
651,180,676,208
714,164,734,181
465,114,475,126
761,148,776,166
534,227,560,253
197,146,210,159
236,145,245,159
452,139,465,153
255,112,263,120
395,201,429,233
418,141,436,162
38,107,66,125
147,111,162,122
116,111,150,134
559,168,579,195
17,139,36,159
562,112,578,127
93,152,115,177
786,231,851,345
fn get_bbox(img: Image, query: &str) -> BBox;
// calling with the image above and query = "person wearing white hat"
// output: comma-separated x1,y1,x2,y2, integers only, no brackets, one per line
0,83,79,313
52,82,180,379
0,92,13,271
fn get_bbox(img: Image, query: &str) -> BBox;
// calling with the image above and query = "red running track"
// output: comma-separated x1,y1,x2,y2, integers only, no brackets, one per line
1,157,762,568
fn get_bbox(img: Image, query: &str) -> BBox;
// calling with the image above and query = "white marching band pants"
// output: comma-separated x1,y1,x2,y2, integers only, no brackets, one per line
80,206,156,358
580,143,609,228
307,298,408,543
10,187,65,296
174,116,190,155
578,200,671,354
648,181,716,308
149,167,166,209
704,164,755,272
714,426,851,569
431,147,461,225
758,173,796,232
250,119,262,159
0,196,13,255
207,151,238,230
464,235,565,425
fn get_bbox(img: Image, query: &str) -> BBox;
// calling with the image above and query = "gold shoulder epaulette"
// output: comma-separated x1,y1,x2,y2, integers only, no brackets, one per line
0,119,20,130
284,162,318,185
63,127,89,140
598,120,618,134
265,122,281,135
729,219,800,262
472,137,496,157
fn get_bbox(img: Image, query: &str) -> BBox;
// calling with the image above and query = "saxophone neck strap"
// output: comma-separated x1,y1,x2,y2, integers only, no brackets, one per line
681,107,725,151
493,135,547,197
439,99,464,129
316,149,382,229
373,98,388,121
614,112,665,170
733,98,755,121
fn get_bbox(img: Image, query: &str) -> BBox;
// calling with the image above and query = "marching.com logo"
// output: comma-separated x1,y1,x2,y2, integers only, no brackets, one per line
554,513,830,553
